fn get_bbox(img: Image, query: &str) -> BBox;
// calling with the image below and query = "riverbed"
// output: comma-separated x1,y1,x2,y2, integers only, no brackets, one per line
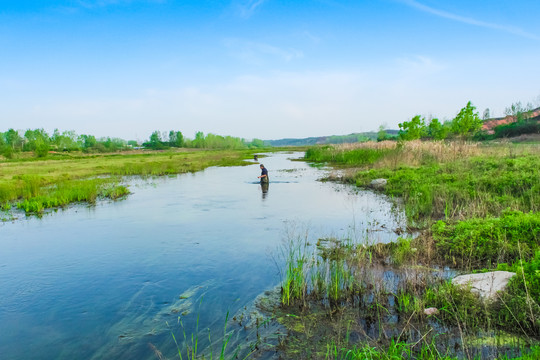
0,152,406,359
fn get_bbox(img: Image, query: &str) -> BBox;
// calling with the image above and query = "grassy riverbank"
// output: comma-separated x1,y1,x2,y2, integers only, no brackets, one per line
0,149,255,215
264,140,540,359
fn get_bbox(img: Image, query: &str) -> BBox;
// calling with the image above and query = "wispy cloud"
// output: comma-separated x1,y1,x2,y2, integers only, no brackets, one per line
301,30,321,44
399,0,539,40
224,38,303,64
394,55,446,74
235,0,267,19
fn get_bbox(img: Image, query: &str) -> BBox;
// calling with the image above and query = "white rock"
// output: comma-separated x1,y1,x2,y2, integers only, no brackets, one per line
451,271,516,300
369,178,387,190
424,307,439,316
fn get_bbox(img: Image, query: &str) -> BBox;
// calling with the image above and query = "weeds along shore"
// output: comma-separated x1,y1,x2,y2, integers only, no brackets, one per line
263,140,539,359
0,149,255,215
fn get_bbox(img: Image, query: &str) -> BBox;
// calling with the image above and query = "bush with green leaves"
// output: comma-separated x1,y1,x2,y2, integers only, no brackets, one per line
432,210,540,268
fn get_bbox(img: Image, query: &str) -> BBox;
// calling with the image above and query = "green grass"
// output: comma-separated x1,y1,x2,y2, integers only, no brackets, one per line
305,146,393,166
168,303,257,360
432,210,540,268
279,232,363,308
296,141,540,357
325,339,459,360
325,341,540,360
353,154,540,225
495,251,540,336
306,142,540,225
0,149,253,213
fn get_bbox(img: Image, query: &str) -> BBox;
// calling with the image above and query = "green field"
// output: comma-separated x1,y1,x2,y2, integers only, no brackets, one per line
0,149,255,214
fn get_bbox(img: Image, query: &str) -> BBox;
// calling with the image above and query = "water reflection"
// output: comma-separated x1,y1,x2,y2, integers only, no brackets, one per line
260,182,269,199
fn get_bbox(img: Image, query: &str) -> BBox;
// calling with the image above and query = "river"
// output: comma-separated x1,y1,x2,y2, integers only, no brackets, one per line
0,152,405,359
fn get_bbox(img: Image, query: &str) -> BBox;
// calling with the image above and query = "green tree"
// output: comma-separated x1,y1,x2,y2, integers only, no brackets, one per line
5,129,23,150
427,118,448,140
99,137,126,152
144,131,168,150
2,129,23,158
483,108,490,120
51,129,80,151
168,130,184,147
149,131,162,149
377,125,388,142
451,101,482,137
0,132,8,158
24,128,51,157
78,134,97,151
505,101,533,123
192,131,206,148
249,138,266,148
398,115,427,140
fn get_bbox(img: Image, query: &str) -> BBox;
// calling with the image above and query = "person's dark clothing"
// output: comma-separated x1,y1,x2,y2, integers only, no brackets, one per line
260,167,269,183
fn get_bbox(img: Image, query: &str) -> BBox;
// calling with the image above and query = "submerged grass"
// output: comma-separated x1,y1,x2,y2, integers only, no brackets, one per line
167,299,263,360
0,149,253,213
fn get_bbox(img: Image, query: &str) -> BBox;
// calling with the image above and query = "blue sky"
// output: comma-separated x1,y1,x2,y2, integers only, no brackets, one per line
1,0,539,141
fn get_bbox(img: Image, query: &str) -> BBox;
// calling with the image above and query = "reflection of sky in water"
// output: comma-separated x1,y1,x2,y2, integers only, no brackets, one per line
0,152,406,359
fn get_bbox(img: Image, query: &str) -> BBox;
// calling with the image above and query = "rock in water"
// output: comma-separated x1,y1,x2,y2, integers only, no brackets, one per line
369,178,387,190
451,271,516,300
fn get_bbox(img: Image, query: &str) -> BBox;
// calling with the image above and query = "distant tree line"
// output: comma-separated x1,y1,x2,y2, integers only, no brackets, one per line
0,128,268,159
396,100,540,142
0,128,131,158
142,130,266,150
396,101,483,141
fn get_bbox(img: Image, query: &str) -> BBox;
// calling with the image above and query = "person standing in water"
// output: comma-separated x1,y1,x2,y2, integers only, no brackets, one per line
258,164,269,183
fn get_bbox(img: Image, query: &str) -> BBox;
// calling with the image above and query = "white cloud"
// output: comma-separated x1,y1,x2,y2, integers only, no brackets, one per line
223,38,303,64
399,0,540,40
234,0,267,19
301,30,321,44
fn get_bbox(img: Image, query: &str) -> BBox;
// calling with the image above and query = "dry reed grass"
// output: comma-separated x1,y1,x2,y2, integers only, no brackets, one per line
334,140,482,167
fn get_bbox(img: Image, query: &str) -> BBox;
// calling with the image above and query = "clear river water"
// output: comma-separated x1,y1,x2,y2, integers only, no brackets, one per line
0,152,406,359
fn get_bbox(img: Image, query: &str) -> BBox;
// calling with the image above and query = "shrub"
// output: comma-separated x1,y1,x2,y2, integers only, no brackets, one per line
432,210,540,268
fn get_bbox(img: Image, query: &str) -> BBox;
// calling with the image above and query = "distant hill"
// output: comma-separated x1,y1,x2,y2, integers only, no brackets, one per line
266,130,399,147
482,107,540,134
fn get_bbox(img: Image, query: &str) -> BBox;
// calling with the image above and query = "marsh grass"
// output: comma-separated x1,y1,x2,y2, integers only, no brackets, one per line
432,210,540,268
168,305,257,360
325,341,540,359
274,224,539,359
271,141,540,358
325,338,459,360
306,141,540,226
278,228,364,309
0,149,252,213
